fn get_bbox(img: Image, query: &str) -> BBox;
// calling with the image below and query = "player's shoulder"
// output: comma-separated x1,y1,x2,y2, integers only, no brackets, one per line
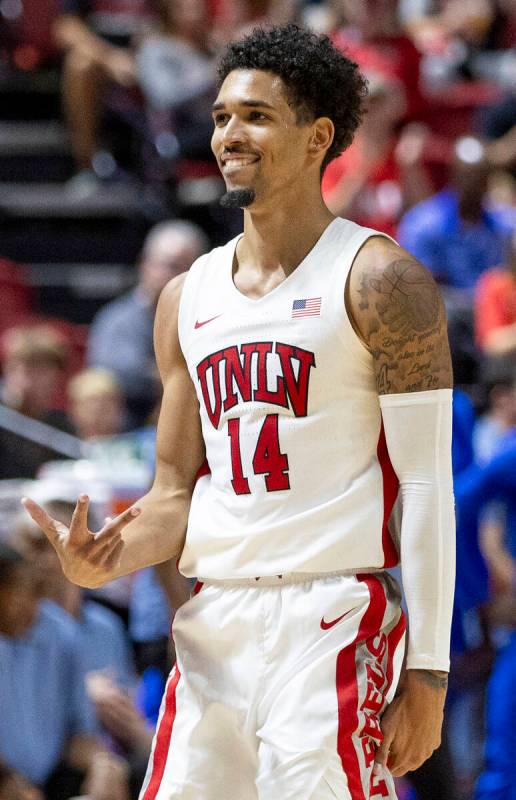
154,273,188,336
351,234,436,291
354,234,413,271
348,233,446,345
160,270,189,304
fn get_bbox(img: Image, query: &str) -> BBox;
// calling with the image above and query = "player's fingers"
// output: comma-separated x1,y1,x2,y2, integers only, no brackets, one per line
93,516,113,540
83,530,122,565
103,539,124,571
389,761,408,777
374,730,396,769
69,495,90,541
375,703,399,767
87,530,123,562
21,497,60,545
390,756,421,777
389,737,434,776
102,505,141,536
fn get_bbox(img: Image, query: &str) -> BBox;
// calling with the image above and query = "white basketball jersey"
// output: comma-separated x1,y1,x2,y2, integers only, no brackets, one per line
177,217,399,579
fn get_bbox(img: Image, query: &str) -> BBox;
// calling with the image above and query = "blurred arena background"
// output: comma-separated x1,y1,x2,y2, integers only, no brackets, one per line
0,1,514,799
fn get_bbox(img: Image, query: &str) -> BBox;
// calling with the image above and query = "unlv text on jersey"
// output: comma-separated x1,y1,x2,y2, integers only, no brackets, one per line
196,341,316,429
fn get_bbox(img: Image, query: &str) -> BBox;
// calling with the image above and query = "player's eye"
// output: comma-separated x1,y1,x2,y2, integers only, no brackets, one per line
213,113,229,126
249,111,267,121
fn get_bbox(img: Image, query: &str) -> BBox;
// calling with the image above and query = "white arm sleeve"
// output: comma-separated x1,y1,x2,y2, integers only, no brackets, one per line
379,388,455,672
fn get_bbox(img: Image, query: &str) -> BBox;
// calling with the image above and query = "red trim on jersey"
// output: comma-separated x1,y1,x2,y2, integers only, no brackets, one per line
196,459,211,480
193,580,204,595
377,424,399,567
336,575,388,799
384,613,406,696
141,666,181,800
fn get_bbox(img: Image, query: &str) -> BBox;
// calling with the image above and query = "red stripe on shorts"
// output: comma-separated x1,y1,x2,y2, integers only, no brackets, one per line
384,613,406,697
377,424,399,568
336,575,388,800
142,666,181,800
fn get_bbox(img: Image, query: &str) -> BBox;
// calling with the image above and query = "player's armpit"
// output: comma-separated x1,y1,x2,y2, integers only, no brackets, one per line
347,237,453,394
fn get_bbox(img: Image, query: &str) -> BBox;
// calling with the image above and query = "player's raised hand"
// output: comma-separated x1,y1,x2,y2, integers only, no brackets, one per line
21,495,141,589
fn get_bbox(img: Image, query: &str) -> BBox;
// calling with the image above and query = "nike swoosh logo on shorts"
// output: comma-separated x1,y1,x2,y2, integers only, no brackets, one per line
194,314,223,329
320,608,356,630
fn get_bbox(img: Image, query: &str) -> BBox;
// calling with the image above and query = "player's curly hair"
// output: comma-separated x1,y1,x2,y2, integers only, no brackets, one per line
217,24,368,171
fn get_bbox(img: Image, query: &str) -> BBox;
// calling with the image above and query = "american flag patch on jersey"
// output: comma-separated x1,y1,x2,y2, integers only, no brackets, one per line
292,297,322,318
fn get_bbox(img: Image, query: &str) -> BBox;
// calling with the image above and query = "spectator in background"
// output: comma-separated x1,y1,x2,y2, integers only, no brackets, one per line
453,428,516,800
401,0,512,86
0,766,42,800
442,386,487,800
129,564,192,681
0,542,129,800
0,325,73,479
322,67,432,237
68,368,127,441
137,0,216,164
332,0,424,121
54,0,157,190
213,0,298,44
128,567,174,678
474,623,516,800
401,0,496,45
473,362,516,466
87,220,209,427
398,135,510,295
475,229,516,361
458,398,516,601
12,506,152,800
12,505,136,689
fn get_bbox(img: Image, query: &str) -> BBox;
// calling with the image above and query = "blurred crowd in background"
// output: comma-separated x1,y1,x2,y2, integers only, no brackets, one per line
0,1,515,799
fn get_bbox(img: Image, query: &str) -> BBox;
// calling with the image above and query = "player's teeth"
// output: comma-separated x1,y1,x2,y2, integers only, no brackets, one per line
226,159,254,167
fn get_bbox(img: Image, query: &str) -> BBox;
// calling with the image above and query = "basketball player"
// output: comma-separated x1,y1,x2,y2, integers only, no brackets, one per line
23,24,455,800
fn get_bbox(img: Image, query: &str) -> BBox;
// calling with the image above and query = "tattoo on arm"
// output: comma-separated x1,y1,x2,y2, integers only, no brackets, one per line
358,257,453,394
413,670,449,690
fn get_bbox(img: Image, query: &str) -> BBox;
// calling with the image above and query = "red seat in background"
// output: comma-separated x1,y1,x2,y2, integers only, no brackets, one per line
19,0,60,58
421,80,502,139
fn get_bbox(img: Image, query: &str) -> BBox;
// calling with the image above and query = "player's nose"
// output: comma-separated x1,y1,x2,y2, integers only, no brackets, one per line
221,114,248,148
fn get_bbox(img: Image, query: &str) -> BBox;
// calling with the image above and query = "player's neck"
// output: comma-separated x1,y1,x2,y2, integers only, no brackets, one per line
240,196,334,275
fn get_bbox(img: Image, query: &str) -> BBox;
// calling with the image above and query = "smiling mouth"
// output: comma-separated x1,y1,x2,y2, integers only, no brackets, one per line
222,156,260,170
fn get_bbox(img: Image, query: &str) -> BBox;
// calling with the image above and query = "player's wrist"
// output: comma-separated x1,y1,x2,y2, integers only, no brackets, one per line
406,668,448,690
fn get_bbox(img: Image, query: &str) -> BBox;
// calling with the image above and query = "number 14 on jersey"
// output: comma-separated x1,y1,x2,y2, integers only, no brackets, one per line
228,414,290,494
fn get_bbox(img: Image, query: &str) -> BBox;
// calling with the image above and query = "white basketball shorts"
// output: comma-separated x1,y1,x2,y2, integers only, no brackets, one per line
139,571,406,800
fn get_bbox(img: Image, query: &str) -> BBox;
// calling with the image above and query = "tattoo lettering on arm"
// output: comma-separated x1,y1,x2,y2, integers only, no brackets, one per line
377,363,392,394
350,241,453,395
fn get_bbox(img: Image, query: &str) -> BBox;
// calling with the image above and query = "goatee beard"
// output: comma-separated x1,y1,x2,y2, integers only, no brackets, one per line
219,188,256,208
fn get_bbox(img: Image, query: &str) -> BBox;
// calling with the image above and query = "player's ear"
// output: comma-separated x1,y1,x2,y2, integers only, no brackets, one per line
308,117,334,160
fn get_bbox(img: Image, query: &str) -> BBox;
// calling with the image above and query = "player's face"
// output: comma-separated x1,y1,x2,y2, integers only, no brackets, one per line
211,69,315,207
